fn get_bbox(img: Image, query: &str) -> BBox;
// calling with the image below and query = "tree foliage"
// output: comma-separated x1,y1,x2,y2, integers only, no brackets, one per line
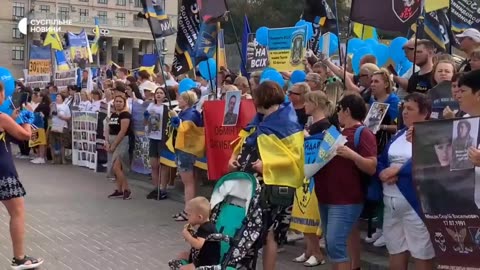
222,0,351,44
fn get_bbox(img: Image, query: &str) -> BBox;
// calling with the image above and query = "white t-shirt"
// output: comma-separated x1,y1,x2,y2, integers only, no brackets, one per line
51,103,71,132
90,100,102,112
78,100,92,111
384,132,411,198
145,103,164,140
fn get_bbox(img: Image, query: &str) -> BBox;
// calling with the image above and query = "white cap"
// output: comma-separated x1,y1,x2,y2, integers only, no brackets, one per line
142,81,158,92
456,28,480,43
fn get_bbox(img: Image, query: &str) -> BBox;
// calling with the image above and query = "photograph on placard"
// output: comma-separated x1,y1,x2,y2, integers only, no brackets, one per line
223,90,241,126
364,102,390,134
451,118,479,171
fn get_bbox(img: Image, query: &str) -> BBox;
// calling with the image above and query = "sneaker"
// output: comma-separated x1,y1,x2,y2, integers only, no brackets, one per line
108,190,123,199
30,157,46,164
146,189,158,199
154,191,167,200
286,231,304,243
365,229,383,243
123,190,132,200
373,235,386,247
11,255,44,270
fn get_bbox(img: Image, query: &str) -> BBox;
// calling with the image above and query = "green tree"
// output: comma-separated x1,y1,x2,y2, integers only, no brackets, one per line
222,0,351,44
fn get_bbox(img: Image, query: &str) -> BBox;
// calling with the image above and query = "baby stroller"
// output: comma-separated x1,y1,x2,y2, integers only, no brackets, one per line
197,171,264,270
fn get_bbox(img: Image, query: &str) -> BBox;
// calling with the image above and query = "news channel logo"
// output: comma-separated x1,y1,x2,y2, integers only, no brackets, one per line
18,18,72,35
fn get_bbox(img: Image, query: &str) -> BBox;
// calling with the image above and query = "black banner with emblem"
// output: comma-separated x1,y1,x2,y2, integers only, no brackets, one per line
350,0,422,33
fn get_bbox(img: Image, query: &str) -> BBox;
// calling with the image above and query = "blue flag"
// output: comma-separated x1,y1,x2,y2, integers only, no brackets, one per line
241,15,251,77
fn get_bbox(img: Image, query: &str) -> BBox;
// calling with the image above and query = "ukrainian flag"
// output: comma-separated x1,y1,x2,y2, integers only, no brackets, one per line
232,102,304,189
353,22,378,40
167,107,205,158
90,18,101,55
160,148,177,168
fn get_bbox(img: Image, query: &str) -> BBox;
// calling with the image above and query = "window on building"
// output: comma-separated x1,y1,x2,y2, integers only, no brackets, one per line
117,0,126,6
12,27,23,39
116,13,126,26
39,5,50,13
98,11,108,24
12,46,24,61
79,8,89,22
134,0,141,7
98,0,108,4
59,7,69,20
12,2,25,20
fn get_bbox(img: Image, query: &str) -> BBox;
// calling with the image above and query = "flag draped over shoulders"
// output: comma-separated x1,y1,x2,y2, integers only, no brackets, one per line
233,102,305,189
167,107,205,158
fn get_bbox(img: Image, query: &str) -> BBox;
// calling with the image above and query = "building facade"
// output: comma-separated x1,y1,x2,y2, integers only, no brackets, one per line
0,0,178,78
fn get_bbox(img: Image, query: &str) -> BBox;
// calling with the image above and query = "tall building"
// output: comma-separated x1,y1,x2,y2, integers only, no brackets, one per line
0,0,178,78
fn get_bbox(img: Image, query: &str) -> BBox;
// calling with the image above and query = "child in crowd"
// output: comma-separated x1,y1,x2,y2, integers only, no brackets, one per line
169,197,220,270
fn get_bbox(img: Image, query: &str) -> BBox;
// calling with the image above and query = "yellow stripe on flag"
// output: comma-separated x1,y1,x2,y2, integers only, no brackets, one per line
353,23,376,40
425,0,449,12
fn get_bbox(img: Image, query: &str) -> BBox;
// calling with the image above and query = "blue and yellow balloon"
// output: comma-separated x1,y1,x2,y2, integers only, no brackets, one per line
0,67,15,114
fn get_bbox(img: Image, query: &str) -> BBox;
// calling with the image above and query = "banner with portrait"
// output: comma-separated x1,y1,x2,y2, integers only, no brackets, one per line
72,111,98,171
267,25,307,72
413,117,480,269
203,99,256,180
67,31,91,68
54,69,77,91
130,101,151,174
23,69,50,89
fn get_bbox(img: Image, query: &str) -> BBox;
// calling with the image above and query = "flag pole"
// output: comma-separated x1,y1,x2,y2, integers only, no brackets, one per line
223,0,253,92
214,23,220,99
333,0,343,66
447,0,452,54
342,19,352,91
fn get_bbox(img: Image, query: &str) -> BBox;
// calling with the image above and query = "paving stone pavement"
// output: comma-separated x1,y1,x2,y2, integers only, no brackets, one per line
0,160,326,270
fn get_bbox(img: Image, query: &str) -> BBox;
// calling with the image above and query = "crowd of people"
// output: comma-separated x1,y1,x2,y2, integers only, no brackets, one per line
0,27,480,270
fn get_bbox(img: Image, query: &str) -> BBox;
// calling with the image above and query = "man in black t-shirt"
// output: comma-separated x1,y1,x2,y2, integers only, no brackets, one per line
407,40,434,94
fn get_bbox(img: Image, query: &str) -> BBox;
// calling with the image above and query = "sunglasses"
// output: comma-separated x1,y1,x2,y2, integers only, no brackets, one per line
336,104,343,113
287,91,302,96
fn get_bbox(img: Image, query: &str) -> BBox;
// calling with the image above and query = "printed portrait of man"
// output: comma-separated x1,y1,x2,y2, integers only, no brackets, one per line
223,91,241,126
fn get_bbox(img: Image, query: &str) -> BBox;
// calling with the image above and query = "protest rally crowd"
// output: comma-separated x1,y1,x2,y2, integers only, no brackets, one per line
1,0,480,270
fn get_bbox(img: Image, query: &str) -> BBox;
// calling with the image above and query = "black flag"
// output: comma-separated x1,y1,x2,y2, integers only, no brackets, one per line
350,0,421,33
140,0,176,38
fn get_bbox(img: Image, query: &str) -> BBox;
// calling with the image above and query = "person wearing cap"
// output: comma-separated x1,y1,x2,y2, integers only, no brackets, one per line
138,70,153,98
392,38,420,100
456,28,480,72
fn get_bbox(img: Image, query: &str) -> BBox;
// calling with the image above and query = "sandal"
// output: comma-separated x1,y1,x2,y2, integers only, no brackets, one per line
303,255,326,267
173,211,188,221
11,255,44,270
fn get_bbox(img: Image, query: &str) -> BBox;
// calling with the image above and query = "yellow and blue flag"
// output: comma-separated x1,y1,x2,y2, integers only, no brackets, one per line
233,102,305,189
90,18,101,55
353,22,378,40
43,28,63,51
55,50,70,72
425,0,449,13
167,107,205,158
140,0,176,38
139,53,158,75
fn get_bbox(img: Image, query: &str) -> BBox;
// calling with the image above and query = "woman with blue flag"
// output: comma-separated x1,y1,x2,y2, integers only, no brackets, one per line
228,81,304,270
377,93,435,269
0,83,44,269
167,91,205,222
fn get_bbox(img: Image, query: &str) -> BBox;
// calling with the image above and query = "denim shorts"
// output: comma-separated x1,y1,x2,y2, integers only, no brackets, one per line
319,204,363,263
175,150,196,173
